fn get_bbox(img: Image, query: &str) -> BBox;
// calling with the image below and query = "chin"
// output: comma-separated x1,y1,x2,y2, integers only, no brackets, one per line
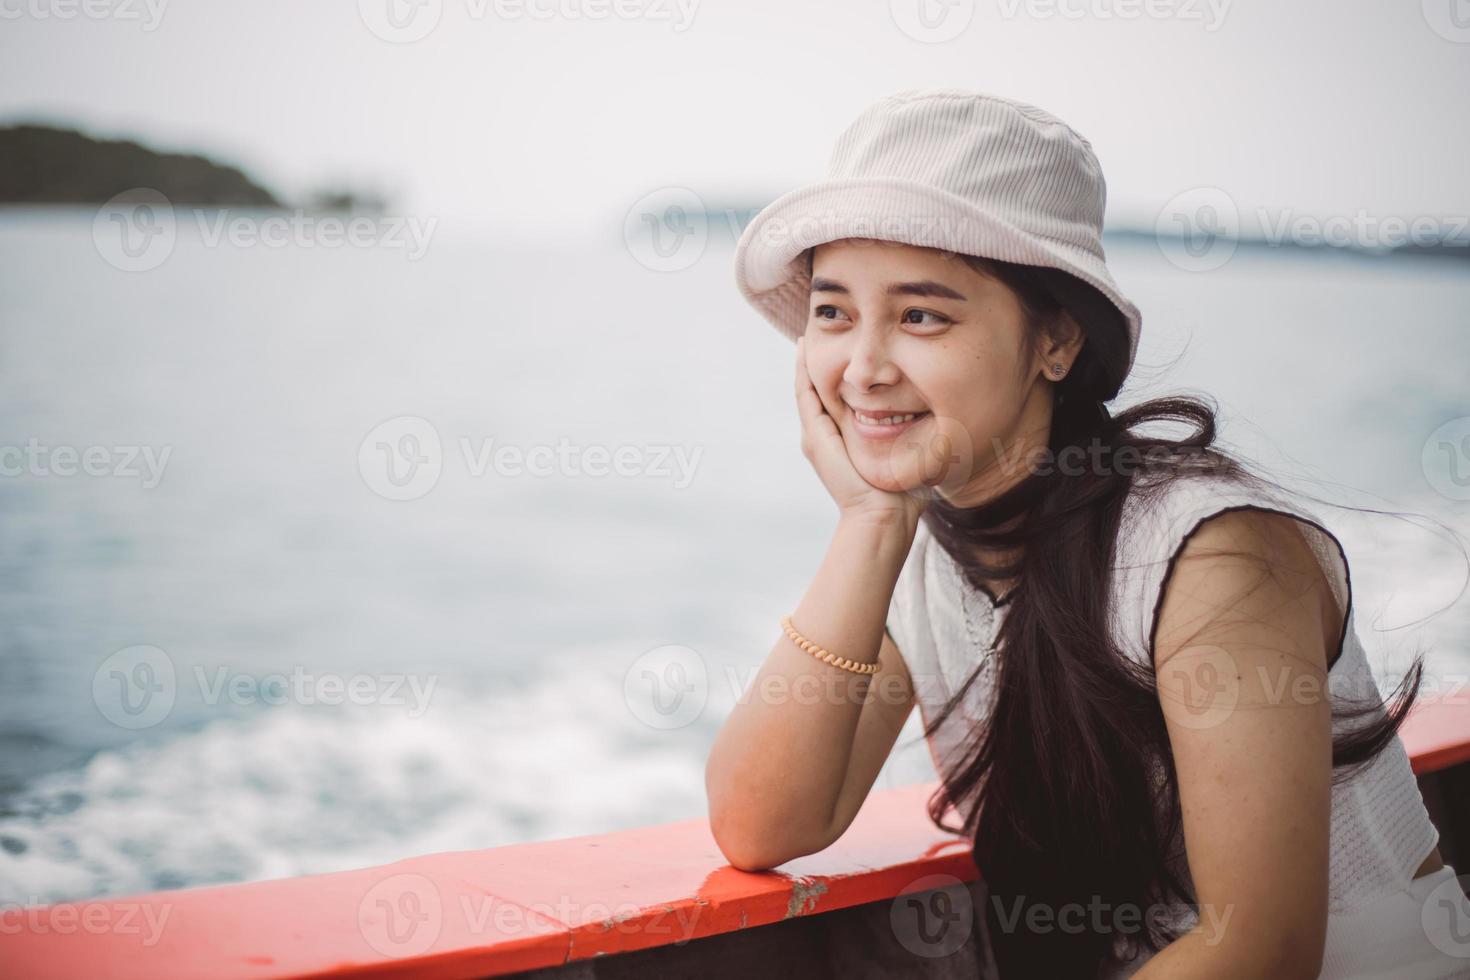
853,462,917,497
850,432,936,491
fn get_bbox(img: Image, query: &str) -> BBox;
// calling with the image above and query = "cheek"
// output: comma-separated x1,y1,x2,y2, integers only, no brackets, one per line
916,365,1017,447
805,352,847,403
933,341,1019,403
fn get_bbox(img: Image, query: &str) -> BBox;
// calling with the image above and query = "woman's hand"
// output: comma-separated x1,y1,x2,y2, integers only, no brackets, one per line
794,335,953,527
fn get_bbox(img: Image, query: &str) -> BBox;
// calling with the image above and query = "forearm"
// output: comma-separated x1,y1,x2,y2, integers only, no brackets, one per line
705,509,917,867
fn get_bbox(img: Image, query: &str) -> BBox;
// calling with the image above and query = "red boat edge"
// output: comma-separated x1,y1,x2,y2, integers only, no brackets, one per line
2,695,1467,980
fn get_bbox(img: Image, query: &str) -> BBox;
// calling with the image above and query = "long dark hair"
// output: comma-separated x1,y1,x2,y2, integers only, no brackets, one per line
822,247,1450,976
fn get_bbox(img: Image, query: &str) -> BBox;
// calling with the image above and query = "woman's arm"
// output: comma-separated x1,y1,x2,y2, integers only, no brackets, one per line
1133,508,1340,979
704,513,917,871
705,336,941,871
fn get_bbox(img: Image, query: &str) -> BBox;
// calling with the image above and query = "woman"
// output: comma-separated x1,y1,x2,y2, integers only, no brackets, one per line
704,89,1470,978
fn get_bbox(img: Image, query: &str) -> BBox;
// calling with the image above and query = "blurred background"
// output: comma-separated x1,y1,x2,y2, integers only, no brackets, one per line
1,0,1468,905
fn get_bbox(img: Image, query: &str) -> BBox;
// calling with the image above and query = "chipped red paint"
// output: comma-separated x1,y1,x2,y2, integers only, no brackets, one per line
1,697,1464,979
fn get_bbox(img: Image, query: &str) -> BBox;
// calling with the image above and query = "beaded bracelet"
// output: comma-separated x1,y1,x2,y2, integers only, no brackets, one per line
780,615,881,676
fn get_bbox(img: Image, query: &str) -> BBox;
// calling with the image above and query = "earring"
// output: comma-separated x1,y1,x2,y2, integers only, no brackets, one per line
1051,363,1065,377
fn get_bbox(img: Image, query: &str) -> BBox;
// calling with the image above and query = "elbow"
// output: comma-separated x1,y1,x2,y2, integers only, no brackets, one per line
703,757,835,871
707,806,815,872
713,836,785,873
1259,952,1321,980
1211,924,1323,980
1273,940,1324,980
705,786,831,872
1264,912,1326,980
708,812,777,871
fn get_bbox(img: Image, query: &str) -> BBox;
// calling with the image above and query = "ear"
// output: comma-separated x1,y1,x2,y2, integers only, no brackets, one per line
1038,309,1086,375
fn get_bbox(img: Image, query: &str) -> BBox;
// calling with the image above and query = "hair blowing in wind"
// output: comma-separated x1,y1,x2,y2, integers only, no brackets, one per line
906,252,1433,977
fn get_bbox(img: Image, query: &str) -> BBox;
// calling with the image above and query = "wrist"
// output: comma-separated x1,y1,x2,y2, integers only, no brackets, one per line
837,505,920,549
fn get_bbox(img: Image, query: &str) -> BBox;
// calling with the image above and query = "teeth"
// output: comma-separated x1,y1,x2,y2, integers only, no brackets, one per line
855,410,922,425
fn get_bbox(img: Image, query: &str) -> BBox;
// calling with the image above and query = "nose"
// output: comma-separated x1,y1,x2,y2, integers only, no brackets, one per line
841,326,901,395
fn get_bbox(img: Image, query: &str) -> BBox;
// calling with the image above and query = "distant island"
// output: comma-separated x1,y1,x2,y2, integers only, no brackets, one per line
0,124,386,212
0,124,280,206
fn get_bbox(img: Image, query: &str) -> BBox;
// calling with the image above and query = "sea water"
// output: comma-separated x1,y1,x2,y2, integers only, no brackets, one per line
0,210,1466,903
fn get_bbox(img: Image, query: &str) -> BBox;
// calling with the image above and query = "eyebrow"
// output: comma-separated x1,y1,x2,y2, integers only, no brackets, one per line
809,277,968,302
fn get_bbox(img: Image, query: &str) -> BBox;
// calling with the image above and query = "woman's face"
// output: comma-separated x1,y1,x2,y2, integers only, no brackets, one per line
803,238,1078,504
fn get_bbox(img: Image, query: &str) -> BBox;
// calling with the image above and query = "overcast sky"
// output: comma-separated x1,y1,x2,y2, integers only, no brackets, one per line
2,0,1467,240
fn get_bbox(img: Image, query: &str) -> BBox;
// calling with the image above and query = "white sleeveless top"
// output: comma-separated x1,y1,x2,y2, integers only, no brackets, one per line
884,468,1451,977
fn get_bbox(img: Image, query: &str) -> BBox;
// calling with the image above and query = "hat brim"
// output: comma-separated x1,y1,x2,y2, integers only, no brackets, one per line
732,175,1139,375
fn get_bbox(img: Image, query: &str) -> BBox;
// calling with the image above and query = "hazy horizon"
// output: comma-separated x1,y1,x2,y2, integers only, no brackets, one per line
2,0,1468,244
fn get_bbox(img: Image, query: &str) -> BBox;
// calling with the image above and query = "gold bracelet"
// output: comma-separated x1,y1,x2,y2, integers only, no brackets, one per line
780,615,880,676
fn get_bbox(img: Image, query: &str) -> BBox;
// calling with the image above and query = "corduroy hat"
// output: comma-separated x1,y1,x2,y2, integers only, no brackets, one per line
733,88,1141,380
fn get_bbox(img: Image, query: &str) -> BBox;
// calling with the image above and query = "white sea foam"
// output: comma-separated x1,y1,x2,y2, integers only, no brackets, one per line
0,656,715,905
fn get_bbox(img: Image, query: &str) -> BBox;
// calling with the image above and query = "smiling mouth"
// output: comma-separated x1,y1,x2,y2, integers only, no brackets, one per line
850,408,930,426
848,407,931,439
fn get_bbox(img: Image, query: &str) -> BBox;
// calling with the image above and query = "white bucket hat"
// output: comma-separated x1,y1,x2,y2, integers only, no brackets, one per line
733,87,1141,380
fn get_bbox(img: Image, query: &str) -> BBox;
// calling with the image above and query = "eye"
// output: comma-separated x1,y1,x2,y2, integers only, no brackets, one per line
812,304,850,322
903,309,951,328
